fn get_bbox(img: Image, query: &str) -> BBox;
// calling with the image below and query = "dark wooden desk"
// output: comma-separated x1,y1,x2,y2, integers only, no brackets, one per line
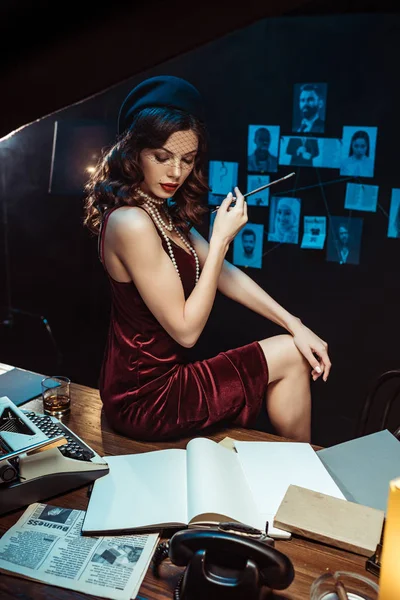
0,381,378,600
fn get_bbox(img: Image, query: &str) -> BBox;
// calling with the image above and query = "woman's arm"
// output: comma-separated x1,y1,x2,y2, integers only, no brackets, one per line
190,228,297,330
104,195,246,349
190,227,331,380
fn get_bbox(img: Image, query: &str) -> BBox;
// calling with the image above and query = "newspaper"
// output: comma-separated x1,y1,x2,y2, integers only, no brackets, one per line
0,503,159,600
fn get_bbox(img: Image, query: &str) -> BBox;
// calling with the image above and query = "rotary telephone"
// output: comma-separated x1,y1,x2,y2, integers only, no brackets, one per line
153,523,295,600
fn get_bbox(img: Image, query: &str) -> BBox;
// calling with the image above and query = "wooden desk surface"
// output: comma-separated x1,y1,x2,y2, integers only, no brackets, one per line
0,380,378,600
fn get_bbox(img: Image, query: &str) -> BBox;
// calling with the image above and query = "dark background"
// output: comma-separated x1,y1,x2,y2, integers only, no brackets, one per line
0,2,399,447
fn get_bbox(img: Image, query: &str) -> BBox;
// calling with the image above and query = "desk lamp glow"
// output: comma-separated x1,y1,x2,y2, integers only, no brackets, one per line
379,476,400,599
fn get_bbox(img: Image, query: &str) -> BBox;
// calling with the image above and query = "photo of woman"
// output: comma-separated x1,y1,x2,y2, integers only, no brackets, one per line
340,127,377,178
268,196,301,244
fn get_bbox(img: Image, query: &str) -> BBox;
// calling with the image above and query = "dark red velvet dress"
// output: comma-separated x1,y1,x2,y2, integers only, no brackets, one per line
99,209,269,440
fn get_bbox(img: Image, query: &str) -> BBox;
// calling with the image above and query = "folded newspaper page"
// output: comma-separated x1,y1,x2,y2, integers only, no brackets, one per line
0,503,159,600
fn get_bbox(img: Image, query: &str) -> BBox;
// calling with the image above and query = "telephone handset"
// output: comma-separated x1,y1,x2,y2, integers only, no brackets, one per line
153,527,295,600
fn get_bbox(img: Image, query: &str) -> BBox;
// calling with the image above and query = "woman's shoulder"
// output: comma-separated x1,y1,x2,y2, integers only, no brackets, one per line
108,205,153,231
105,205,159,247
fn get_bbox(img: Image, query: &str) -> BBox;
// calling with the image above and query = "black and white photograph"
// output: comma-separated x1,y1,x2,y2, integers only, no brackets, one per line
387,189,400,239
326,216,363,265
246,175,270,206
301,216,327,250
91,541,143,567
344,183,379,212
292,83,328,133
247,125,279,173
279,136,319,167
340,126,378,178
233,223,264,269
313,138,342,168
208,160,239,205
38,506,73,524
279,136,341,168
268,196,301,244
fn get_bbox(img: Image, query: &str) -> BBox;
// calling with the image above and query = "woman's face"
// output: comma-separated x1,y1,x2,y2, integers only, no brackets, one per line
276,203,294,230
140,129,198,198
351,137,368,158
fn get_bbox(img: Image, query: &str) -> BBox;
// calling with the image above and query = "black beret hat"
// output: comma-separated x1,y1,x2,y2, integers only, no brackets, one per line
117,75,205,135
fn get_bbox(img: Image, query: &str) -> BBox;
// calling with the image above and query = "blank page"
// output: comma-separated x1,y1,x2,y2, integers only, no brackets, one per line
186,437,264,530
234,441,346,537
82,449,187,534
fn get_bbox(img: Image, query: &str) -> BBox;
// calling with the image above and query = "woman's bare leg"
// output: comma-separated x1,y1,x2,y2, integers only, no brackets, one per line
258,334,311,442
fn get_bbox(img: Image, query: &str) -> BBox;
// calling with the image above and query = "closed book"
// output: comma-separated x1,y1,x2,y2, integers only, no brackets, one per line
273,484,385,556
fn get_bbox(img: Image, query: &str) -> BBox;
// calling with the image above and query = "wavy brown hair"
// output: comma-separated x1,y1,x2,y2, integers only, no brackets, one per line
83,106,210,236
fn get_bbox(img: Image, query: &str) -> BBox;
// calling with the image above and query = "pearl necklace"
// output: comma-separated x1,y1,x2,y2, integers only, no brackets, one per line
135,187,165,206
136,189,200,285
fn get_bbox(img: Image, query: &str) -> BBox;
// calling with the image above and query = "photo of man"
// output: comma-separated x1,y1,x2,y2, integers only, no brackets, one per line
247,125,279,173
292,83,327,133
233,223,264,269
326,217,363,265
279,136,319,167
246,175,270,206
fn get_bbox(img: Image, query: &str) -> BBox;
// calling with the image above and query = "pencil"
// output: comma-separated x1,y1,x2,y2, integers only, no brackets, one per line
211,172,296,212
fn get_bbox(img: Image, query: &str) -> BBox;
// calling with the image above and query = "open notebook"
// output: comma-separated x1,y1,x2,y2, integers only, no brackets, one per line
82,437,346,539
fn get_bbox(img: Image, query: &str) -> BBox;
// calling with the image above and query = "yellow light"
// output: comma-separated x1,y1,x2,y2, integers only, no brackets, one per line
86,166,96,173
379,477,400,599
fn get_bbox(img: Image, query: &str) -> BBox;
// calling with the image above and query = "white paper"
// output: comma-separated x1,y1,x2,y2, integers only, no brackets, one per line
234,441,346,537
186,438,264,530
301,216,327,250
82,449,187,533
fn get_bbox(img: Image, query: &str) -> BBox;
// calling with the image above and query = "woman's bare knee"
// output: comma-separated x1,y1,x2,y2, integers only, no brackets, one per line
258,334,309,383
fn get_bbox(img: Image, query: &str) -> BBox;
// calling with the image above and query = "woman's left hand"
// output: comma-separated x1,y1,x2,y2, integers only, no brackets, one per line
291,323,331,382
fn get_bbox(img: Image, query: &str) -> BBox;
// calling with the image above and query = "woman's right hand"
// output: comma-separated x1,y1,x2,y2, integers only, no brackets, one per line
211,186,248,245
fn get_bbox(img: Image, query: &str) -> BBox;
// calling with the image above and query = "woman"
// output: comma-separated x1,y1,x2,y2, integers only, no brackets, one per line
268,197,300,244
340,130,374,177
84,75,331,443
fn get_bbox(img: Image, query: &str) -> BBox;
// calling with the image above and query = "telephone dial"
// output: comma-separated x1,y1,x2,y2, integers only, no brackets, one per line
153,523,295,600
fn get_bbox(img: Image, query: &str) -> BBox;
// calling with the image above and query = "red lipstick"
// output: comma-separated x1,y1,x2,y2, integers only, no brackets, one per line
160,183,179,193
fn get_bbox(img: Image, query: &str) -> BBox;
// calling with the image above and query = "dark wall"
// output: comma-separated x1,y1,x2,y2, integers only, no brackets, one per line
1,13,399,446
0,0,311,139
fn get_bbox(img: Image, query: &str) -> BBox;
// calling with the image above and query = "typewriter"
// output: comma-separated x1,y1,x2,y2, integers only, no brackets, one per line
0,396,109,516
